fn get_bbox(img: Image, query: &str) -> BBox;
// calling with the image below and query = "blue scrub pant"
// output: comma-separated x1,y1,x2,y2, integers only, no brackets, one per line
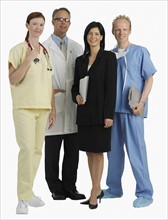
106,113,153,198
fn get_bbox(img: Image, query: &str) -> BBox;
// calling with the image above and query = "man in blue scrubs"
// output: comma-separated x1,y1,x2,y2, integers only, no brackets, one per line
103,15,157,208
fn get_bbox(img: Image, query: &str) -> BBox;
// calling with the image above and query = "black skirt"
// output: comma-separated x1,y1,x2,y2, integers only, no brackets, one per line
78,125,111,153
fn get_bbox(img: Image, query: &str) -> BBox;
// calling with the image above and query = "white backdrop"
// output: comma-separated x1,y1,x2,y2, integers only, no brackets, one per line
1,1,167,219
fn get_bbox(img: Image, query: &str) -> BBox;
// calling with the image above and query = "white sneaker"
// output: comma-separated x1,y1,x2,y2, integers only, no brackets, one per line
16,201,28,214
28,195,45,207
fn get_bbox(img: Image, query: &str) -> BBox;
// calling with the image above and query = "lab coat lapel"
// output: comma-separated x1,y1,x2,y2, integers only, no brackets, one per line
47,37,65,59
66,41,72,60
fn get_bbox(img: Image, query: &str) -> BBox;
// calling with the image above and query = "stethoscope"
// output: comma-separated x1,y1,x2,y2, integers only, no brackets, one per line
25,38,52,71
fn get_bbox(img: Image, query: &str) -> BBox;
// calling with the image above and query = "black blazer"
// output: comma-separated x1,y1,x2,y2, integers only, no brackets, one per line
71,48,117,126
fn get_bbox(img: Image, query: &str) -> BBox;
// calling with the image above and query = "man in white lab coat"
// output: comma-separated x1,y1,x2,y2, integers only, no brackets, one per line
43,7,85,200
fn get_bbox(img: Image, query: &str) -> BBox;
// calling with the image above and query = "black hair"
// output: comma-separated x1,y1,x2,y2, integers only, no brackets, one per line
83,21,105,56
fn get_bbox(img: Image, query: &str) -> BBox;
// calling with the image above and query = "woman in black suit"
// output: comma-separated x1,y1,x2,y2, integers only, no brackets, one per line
71,21,117,209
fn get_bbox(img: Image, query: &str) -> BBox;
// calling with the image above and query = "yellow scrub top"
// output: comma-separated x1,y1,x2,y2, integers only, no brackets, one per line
9,42,53,109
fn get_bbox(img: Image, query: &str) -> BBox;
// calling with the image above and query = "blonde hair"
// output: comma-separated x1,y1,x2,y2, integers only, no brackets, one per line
112,15,131,34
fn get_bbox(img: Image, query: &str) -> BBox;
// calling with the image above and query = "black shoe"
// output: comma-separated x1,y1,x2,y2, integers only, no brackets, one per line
80,199,89,205
52,191,67,200
65,190,86,200
89,203,98,209
97,190,104,203
88,190,104,209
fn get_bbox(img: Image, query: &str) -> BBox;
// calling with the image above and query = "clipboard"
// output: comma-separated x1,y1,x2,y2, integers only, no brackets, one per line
128,86,144,118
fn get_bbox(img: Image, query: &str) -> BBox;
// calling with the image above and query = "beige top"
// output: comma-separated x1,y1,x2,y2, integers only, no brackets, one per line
9,42,53,109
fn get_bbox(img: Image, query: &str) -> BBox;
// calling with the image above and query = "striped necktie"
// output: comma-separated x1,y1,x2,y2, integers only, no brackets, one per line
60,40,67,59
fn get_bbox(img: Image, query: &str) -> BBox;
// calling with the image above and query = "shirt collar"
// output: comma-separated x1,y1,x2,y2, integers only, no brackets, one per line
51,34,67,47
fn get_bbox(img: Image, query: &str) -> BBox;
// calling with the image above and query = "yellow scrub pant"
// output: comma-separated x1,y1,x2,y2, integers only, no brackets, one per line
13,109,50,201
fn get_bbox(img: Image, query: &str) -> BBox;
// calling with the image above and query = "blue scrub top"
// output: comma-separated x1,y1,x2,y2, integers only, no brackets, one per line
112,44,157,118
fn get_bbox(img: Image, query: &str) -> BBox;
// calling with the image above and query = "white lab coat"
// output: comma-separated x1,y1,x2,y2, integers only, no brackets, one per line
43,36,83,135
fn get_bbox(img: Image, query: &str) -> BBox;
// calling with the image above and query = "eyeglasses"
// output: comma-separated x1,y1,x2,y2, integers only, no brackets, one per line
53,17,70,23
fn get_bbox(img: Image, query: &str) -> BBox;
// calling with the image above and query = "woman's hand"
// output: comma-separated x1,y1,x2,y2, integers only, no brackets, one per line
76,95,85,105
104,119,113,128
25,48,38,62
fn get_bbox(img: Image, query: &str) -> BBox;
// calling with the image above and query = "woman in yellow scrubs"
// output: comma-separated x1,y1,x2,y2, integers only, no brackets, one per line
8,12,55,215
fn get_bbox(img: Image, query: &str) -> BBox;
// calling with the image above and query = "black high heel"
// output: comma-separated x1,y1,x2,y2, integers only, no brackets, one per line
97,190,104,203
89,203,98,209
80,199,89,205
89,190,104,209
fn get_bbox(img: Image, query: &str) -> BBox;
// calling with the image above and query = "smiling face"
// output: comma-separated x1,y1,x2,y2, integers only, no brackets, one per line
87,27,103,48
26,17,45,39
112,18,131,48
52,9,71,38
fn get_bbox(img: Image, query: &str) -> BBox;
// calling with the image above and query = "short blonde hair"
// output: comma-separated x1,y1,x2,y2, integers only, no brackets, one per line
112,15,131,34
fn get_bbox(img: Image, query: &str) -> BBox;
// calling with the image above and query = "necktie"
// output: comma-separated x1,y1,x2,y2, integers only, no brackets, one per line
60,41,67,59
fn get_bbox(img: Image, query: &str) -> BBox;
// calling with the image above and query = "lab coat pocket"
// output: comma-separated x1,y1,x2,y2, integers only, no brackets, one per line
55,92,65,113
